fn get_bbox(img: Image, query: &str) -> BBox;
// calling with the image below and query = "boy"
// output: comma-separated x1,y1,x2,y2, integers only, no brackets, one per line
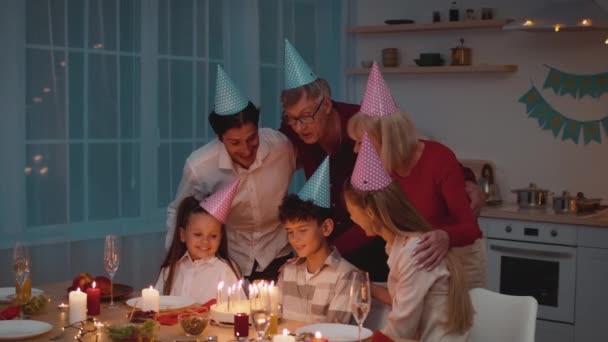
277,157,357,324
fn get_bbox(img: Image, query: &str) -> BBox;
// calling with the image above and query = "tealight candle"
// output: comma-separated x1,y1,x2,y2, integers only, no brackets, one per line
86,281,101,315
57,302,69,311
68,288,87,324
311,331,329,342
272,329,295,342
141,285,160,312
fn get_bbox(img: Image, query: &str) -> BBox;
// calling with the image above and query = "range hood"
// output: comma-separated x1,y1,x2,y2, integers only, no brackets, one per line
503,0,608,31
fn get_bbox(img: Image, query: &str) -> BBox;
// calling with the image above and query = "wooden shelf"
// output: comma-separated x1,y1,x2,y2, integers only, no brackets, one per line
346,18,513,33
345,65,519,75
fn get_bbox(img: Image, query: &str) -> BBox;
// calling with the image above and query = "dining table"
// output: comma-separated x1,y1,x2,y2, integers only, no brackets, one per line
0,282,416,342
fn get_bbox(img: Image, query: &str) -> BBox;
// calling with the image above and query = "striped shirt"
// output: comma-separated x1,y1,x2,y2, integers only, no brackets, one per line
278,247,357,324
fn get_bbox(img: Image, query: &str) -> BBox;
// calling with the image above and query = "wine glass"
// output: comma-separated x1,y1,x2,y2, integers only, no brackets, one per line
249,284,271,342
350,271,371,342
104,235,120,308
13,242,31,319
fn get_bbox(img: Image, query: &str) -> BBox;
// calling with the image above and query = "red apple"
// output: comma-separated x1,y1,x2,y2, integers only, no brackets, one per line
71,272,93,291
94,276,112,295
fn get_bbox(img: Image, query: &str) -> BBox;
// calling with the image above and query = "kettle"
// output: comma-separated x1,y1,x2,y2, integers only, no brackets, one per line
478,164,501,204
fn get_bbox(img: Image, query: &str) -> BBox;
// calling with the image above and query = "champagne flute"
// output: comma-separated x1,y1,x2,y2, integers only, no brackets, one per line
350,271,371,342
249,283,271,342
104,235,120,308
13,242,31,319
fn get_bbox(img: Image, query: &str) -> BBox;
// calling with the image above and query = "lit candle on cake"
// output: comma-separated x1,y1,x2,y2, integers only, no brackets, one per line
217,281,224,305
142,285,160,312
68,288,87,324
227,286,233,312
273,329,296,342
86,281,101,315
237,279,243,301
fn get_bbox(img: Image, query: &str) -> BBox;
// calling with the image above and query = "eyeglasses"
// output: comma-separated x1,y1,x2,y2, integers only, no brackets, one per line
282,97,325,127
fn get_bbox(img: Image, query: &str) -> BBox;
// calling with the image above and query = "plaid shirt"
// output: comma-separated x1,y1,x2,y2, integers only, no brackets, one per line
278,247,357,323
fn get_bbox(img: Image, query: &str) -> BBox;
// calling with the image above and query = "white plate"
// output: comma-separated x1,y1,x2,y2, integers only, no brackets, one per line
0,320,53,340
126,296,197,311
296,323,373,342
0,287,44,303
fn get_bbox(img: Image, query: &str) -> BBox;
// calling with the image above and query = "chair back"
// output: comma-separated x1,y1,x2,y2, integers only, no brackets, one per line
470,288,538,342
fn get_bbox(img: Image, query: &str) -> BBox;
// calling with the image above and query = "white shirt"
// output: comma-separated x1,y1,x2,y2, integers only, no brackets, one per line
155,254,245,303
166,128,297,275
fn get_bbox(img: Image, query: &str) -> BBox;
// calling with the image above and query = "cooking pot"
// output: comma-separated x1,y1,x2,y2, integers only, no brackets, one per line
553,191,602,214
552,191,577,214
511,183,551,209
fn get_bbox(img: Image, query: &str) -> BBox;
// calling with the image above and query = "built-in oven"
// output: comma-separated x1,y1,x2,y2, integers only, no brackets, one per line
485,219,577,324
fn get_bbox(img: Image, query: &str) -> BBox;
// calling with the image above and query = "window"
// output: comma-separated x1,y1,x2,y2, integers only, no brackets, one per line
1,0,345,246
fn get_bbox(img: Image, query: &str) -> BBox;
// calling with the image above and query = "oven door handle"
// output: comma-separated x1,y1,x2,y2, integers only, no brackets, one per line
490,245,573,259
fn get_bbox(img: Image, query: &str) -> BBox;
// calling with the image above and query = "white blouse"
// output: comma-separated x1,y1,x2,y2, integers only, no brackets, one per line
155,253,245,303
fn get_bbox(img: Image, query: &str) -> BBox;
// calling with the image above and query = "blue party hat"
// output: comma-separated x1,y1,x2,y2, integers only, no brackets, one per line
214,65,249,115
298,156,330,208
284,39,318,90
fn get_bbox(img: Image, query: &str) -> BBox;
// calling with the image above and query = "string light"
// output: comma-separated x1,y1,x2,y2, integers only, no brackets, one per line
554,24,561,32
581,19,592,26
605,37,608,44
523,19,534,26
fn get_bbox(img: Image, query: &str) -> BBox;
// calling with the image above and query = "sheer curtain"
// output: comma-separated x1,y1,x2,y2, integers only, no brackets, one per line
0,0,348,288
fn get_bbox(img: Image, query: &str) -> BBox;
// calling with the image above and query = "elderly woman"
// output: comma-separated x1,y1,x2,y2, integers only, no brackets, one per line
346,63,486,289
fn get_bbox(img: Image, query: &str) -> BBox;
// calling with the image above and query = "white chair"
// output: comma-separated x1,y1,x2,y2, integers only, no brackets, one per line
470,288,538,342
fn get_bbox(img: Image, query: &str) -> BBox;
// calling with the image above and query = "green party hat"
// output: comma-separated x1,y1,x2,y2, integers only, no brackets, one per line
214,65,249,115
298,156,330,208
284,39,318,90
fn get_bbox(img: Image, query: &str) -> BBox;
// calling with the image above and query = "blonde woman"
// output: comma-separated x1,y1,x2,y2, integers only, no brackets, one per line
347,63,486,289
344,180,474,341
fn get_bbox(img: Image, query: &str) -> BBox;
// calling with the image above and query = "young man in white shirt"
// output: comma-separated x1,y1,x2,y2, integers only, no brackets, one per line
166,66,297,281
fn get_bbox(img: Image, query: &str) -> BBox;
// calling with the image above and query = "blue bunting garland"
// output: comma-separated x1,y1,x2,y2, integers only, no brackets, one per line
543,65,608,99
518,85,608,145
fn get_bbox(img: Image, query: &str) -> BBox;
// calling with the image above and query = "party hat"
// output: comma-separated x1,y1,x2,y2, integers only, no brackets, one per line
200,178,241,223
351,132,392,191
298,157,330,208
284,39,318,90
360,61,398,117
214,65,249,115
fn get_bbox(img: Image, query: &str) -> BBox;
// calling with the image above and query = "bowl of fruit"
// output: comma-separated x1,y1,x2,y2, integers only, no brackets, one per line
20,294,50,315
106,320,159,342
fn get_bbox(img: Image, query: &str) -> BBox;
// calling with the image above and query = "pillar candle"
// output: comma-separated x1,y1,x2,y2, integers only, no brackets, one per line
234,312,249,337
68,288,87,324
86,281,101,315
141,286,160,312
272,329,296,342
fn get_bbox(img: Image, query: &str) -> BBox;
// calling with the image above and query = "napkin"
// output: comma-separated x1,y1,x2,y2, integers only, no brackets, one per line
0,306,19,320
156,299,216,325
372,330,395,342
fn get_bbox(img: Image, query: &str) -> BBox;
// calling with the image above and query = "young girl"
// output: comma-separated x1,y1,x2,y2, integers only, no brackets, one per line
345,183,474,341
343,134,473,341
156,195,243,303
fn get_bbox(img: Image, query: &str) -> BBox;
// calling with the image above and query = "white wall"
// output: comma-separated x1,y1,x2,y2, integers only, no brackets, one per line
349,0,608,201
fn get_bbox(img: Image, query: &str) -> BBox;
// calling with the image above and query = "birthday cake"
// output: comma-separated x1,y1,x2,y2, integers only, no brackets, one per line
210,300,250,324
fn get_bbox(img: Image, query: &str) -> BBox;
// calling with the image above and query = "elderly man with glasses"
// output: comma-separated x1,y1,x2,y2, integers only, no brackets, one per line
279,40,484,282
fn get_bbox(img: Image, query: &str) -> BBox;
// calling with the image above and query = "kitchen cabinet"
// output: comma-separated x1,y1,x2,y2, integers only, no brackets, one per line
575,227,608,341
346,18,518,75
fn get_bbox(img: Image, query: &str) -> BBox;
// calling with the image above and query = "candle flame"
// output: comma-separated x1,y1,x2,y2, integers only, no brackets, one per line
523,20,534,26
77,287,81,292
92,281,96,288
605,37,608,44
581,19,592,26
315,331,322,338
149,285,154,290
554,25,561,32
283,328,290,335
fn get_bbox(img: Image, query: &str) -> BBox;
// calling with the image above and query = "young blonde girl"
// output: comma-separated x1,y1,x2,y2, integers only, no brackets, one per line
156,196,243,303
344,181,474,341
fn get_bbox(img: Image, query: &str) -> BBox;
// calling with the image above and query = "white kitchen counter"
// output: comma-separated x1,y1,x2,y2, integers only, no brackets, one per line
480,203,608,228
